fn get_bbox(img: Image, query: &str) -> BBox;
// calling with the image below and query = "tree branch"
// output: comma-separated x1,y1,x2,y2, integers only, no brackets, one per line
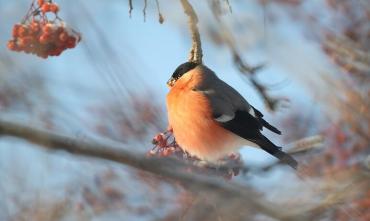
0,118,287,219
0,118,325,220
232,51,280,111
209,6,281,111
0,119,366,220
180,0,203,64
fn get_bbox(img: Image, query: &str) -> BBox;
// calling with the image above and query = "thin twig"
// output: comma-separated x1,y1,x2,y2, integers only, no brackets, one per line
155,0,164,24
233,50,280,110
128,0,133,17
143,0,148,22
180,0,203,64
225,0,232,13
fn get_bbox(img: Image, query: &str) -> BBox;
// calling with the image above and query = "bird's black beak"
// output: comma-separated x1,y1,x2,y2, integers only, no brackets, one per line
167,78,176,87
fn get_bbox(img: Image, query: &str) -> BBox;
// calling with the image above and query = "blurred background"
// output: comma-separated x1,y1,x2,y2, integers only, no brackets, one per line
0,0,369,220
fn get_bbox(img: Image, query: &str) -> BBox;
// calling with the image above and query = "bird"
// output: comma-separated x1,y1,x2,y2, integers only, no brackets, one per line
166,61,298,169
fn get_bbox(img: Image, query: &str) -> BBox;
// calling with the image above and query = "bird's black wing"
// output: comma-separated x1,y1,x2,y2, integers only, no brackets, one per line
193,70,281,135
217,110,298,169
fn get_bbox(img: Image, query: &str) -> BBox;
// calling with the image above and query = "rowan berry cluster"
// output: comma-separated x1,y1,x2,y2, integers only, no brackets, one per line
7,0,81,58
150,131,243,179
150,131,183,158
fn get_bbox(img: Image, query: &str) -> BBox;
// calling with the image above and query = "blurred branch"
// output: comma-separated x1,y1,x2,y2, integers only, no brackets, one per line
0,118,291,220
209,6,282,111
225,0,232,13
254,135,324,172
323,35,370,81
180,0,203,64
284,170,368,221
233,53,281,111
287,135,324,154
0,120,367,220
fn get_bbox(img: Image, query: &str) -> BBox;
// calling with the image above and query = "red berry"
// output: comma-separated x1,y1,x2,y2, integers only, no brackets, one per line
39,34,51,44
42,23,54,34
41,3,51,13
39,53,48,59
17,25,28,37
12,24,22,37
59,32,68,42
66,37,76,48
49,3,59,13
22,36,34,45
17,38,28,48
7,40,17,51
56,27,64,34
30,21,41,34
49,48,63,56
55,48,63,56
38,0,45,7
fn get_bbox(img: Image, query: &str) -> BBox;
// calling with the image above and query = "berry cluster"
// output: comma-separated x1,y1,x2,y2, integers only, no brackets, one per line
7,0,81,58
150,131,183,157
150,130,243,179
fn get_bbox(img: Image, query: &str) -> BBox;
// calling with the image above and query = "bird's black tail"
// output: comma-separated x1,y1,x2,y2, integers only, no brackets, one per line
255,135,298,169
251,107,282,135
260,118,281,135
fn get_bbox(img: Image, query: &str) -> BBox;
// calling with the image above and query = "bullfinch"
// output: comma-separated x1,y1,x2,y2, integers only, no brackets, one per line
166,62,298,169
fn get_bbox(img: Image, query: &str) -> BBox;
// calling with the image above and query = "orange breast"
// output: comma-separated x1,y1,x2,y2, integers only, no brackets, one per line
166,86,242,161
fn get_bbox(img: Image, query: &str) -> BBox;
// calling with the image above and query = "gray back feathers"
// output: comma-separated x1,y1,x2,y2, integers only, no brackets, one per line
192,65,252,120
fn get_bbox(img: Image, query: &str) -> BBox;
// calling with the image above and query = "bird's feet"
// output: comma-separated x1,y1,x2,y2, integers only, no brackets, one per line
195,153,243,179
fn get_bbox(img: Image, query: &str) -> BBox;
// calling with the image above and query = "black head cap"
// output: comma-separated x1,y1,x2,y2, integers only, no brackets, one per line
167,62,198,86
